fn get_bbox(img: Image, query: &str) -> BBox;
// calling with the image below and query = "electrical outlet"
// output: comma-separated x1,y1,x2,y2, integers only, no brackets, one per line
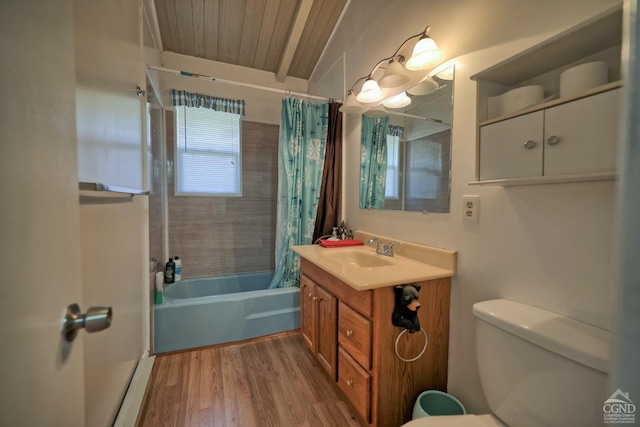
463,195,480,223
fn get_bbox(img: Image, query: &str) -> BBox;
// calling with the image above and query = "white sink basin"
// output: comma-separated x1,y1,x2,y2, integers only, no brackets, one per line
321,248,394,268
292,240,456,290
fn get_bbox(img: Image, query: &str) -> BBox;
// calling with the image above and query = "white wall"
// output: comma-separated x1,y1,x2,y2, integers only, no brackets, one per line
313,0,622,413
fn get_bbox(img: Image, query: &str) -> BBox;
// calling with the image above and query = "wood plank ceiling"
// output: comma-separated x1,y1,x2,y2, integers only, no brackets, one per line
154,0,348,81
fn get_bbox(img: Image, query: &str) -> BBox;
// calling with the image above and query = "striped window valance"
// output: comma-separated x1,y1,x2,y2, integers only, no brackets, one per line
388,125,404,137
171,89,245,116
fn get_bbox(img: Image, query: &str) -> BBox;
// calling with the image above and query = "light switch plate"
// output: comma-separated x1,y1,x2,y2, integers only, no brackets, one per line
463,195,480,223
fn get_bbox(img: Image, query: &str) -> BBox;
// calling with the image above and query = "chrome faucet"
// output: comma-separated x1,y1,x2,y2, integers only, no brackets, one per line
367,238,400,257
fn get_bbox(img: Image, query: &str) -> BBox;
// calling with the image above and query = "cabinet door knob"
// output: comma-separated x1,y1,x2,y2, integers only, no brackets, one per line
347,379,353,386
546,135,560,145
346,330,353,337
523,140,537,149
313,296,318,301
308,292,313,299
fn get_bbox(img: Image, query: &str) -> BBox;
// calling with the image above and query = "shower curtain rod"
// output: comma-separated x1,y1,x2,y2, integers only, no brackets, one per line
148,65,331,102
387,110,451,125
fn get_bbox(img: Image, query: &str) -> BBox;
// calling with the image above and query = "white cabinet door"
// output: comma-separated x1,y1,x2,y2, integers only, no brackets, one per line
544,88,621,176
479,111,544,180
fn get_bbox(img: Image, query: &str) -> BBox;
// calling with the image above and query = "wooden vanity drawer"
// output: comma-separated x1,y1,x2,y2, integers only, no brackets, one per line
338,346,371,423
338,301,372,369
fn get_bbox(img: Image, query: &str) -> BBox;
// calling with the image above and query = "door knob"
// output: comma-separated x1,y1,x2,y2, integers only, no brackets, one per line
62,303,113,342
523,140,537,149
546,135,560,145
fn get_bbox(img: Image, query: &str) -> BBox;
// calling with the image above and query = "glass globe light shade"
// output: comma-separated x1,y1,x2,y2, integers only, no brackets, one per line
339,91,364,113
383,91,411,109
407,76,439,96
406,37,444,71
364,104,388,117
379,59,410,89
356,78,384,103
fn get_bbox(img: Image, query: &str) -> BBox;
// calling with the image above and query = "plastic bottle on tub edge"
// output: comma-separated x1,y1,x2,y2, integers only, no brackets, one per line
174,256,182,281
164,258,175,284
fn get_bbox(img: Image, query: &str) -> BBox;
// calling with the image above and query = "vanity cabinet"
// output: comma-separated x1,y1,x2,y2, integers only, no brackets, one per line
479,88,621,180
299,258,450,427
300,275,338,379
471,5,623,186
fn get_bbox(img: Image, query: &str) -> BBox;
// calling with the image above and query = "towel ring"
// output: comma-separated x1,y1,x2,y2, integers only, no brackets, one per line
394,327,428,362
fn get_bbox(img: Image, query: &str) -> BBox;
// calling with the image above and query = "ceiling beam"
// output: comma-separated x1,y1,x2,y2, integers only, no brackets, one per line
276,0,314,82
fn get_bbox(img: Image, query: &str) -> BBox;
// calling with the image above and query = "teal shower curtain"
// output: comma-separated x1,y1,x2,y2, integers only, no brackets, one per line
269,98,329,289
360,115,390,209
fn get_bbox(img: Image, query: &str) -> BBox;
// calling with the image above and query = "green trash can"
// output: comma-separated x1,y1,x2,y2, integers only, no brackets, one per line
412,390,466,419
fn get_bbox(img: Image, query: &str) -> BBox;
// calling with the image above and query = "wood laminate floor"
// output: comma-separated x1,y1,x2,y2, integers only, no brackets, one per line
140,332,363,427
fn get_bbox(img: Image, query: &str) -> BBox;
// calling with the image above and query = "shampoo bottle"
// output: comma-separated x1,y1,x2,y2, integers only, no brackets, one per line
174,256,182,281
164,258,175,284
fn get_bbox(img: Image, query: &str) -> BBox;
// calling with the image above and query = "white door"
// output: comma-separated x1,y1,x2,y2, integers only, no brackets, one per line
0,1,86,426
479,111,544,180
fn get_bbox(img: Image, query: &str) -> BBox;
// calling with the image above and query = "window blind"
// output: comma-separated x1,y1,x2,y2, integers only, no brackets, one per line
175,105,241,196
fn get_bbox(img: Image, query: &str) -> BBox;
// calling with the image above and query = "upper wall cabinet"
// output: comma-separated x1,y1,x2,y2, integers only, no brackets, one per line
470,5,623,186
75,0,145,191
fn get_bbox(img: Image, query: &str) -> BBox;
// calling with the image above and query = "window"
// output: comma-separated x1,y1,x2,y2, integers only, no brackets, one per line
385,133,400,199
405,129,452,213
175,105,241,196
146,101,153,193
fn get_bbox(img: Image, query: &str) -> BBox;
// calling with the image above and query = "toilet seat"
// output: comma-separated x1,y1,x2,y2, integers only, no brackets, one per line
401,414,506,427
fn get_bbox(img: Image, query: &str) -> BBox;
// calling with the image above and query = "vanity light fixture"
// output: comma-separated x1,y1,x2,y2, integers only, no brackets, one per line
430,62,455,80
406,29,444,71
340,89,365,113
433,67,454,80
356,77,384,103
364,104,389,117
339,25,444,114
407,75,439,96
383,91,412,109
379,56,410,88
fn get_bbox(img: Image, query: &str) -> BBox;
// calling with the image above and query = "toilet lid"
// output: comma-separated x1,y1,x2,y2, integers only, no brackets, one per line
401,414,506,427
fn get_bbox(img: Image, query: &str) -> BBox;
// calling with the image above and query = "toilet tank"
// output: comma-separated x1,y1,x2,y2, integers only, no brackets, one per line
473,299,610,427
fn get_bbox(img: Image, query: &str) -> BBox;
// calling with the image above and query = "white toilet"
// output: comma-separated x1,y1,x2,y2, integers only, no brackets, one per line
404,299,610,427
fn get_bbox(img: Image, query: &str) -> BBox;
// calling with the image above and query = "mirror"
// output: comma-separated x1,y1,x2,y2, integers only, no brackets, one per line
360,65,454,213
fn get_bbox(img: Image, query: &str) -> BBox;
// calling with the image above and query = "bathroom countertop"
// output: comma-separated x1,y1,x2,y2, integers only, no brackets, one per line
292,232,456,291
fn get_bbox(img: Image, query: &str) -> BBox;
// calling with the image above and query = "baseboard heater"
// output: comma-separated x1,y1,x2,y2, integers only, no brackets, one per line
113,355,156,427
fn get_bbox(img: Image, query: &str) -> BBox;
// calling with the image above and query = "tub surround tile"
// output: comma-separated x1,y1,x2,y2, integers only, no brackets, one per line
162,119,279,277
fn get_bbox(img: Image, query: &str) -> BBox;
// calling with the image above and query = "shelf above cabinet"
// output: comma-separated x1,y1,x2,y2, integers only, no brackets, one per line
479,81,623,127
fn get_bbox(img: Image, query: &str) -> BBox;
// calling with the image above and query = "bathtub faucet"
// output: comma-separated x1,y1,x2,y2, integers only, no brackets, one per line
367,238,400,257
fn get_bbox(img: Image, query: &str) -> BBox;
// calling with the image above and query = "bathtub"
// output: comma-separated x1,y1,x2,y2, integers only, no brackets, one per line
153,271,300,353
